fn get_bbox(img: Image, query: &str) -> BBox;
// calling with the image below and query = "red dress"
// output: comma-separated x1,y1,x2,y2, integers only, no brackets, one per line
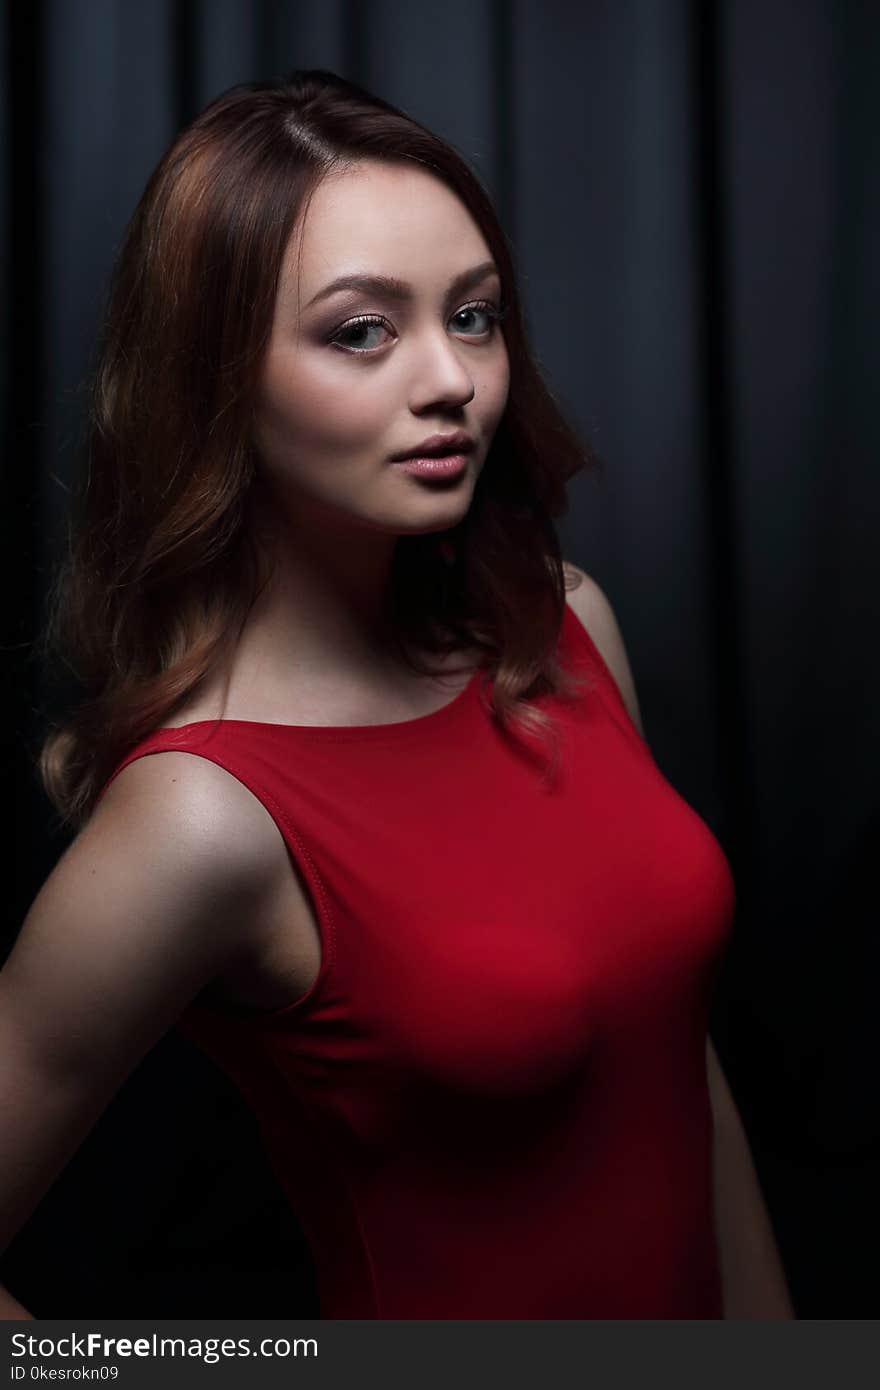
99,602,734,1318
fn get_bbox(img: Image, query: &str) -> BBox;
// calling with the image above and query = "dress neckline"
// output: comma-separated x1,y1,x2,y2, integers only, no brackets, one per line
156,663,486,743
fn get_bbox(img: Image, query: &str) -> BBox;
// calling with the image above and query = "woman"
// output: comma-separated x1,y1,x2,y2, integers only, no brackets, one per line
0,70,793,1319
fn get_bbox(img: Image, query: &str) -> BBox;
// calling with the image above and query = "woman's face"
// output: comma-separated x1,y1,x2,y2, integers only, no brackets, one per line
252,160,510,538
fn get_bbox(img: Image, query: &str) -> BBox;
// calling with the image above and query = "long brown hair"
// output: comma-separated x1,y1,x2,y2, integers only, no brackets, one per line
35,69,599,833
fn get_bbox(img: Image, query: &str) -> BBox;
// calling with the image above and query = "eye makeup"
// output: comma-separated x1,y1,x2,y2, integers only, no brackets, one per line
325,298,508,354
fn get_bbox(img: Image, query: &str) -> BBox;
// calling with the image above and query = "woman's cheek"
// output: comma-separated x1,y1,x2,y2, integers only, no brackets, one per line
483,366,510,426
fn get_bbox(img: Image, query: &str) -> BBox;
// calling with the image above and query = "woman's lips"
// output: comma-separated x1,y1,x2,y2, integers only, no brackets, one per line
390,453,469,479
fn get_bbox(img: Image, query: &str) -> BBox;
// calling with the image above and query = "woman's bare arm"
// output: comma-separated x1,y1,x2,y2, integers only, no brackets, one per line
706,1038,796,1317
0,751,286,1316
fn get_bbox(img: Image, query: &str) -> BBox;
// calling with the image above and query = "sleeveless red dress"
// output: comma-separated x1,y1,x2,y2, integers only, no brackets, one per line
99,602,734,1318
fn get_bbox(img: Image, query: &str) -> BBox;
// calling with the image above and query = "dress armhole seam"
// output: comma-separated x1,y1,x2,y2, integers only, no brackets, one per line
99,742,337,1025
562,601,652,756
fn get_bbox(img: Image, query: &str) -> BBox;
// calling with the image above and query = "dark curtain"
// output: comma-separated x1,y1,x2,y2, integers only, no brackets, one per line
2,0,877,1317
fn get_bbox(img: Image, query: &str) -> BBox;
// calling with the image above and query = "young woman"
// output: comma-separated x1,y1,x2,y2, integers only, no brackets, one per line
0,70,793,1319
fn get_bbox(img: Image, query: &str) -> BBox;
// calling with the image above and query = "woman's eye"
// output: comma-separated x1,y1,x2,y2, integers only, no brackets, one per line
450,300,506,336
327,299,507,354
328,315,393,353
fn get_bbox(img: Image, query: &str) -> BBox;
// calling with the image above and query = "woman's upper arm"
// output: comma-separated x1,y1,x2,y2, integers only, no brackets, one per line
0,751,278,1254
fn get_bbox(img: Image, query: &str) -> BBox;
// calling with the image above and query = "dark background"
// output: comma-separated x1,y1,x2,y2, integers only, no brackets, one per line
2,0,878,1317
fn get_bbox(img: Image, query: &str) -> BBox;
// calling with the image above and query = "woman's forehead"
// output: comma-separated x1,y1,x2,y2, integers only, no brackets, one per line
284,164,491,303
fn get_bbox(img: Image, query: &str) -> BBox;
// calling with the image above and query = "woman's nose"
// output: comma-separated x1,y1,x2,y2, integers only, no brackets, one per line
408,331,476,411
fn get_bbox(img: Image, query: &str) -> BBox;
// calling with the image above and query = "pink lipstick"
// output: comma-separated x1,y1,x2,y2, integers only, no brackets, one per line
391,453,470,479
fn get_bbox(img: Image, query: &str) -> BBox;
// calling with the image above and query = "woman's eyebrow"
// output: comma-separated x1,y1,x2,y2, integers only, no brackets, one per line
303,259,500,310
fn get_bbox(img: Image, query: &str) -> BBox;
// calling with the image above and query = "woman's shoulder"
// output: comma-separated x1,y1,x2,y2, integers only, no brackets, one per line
562,562,646,739
98,748,289,906
4,751,286,1097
